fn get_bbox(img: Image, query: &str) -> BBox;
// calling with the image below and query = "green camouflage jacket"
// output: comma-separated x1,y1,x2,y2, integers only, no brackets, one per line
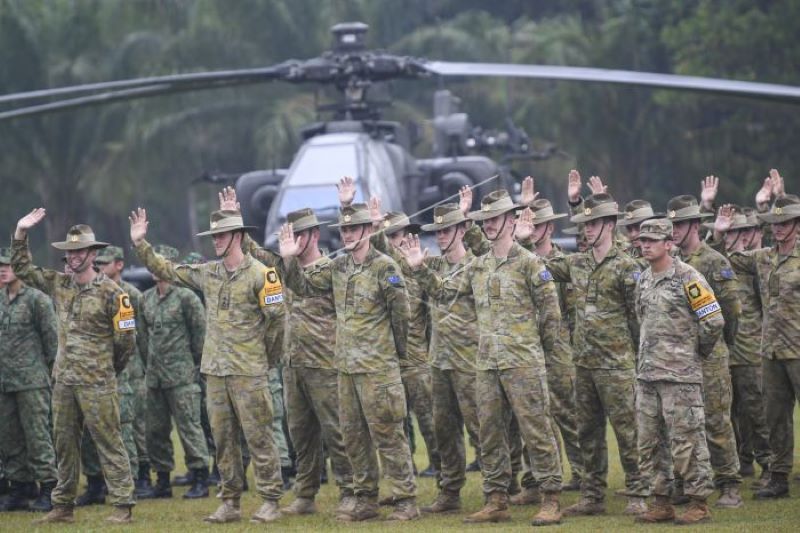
12,238,136,388
282,246,409,375
0,284,58,391
135,239,283,376
545,245,640,370
119,279,147,380
414,242,561,372
141,284,206,388
635,258,725,383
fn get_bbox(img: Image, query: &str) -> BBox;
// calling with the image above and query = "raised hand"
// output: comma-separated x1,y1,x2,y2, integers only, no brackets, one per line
459,185,473,215
700,175,719,210
713,204,735,236
567,169,582,203
219,186,240,211
368,196,383,227
514,208,534,242
587,176,607,195
755,176,773,209
521,176,539,205
278,223,301,258
398,234,428,269
129,207,149,245
337,176,356,206
15,208,46,239
770,168,785,198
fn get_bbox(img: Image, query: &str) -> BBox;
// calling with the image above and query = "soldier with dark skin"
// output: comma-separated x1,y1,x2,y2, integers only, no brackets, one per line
13,211,137,524
0,248,58,513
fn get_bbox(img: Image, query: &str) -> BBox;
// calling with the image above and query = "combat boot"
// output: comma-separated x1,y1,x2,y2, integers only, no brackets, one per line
421,489,461,513
143,471,172,499
623,496,647,515
0,480,30,511
562,496,605,516
419,464,438,478
208,461,220,485
752,468,770,489
674,497,711,525
282,496,316,515
75,475,106,506
671,487,690,506
715,485,743,508
173,470,194,487
755,472,789,499
338,495,379,522
510,486,540,505
378,494,395,506
635,495,675,523
281,465,294,491
334,494,357,518
463,492,511,523
134,463,153,498
184,468,209,499
739,461,755,477
531,492,562,526
466,459,481,472
29,481,56,512
32,504,74,524
387,497,420,521
509,474,521,495
204,498,241,523
562,473,581,492
106,504,133,524
250,499,282,523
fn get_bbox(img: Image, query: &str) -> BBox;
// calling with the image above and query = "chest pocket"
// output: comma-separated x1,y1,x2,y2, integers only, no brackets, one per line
347,271,379,315
776,262,800,296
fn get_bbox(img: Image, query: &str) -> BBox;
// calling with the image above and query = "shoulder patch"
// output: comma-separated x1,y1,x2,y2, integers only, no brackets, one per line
632,271,641,282
259,267,284,306
720,268,734,280
113,293,136,332
539,269,554,282
387,275,402,285
684,280,721,320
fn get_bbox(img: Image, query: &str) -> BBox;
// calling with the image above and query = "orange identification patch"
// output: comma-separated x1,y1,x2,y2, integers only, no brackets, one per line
684,281,720,319
259,267,284,306
114,293,136,331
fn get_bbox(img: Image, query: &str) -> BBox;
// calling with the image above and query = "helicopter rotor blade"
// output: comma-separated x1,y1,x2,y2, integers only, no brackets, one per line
424,61,800,103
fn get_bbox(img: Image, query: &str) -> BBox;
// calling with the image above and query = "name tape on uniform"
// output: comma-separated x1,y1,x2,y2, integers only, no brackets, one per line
684,281,721,320
259,267,284,307
114,293,136,331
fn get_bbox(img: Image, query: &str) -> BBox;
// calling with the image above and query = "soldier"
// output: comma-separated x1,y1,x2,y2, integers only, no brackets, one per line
93,246,152,497
137,244,210,499
616,199,662,263
716,172,800,499
539,171,647,516
12,212,137,524
0,247,58,512
633,218,720,525
667,191,743,507
278,202,419,522
130,206,285,523
402,189,565,527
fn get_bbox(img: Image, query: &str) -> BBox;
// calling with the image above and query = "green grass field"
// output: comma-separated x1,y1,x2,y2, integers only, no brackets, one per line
4,407,800,531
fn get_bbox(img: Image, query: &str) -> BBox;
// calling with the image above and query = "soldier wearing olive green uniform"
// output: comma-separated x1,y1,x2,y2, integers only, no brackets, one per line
12,223,137,523
0,247,58,512
132,208,285,524
617,200,663,267
139,245,210,498
667,195,743,505
280,203,418,522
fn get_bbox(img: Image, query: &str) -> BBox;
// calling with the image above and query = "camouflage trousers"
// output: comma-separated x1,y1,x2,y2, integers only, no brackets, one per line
51,383,134,507
199,375,215,457
431,367,480,493
338,371,417,500
763,358,800,474
477,367,562,495
284,366,353,499
699,360,741,487
206,374,283,502
83,391,137,478
400,365,440,470
146,383,209,473
130,375,148,466
730,364,771,470
268,368,292,469
574,367,646,500
636,380,713,499
0,388,57,484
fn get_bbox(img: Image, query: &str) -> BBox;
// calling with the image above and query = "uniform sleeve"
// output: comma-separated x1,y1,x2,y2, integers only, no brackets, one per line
380,261,410,359
282,256,333,296
242,233,281,268
11,238,62,296
543,254,572,283
34,292,58,372
128,287,148,370
413,258,473,301
109,288,137,375
529,260,562,355
728,249,760,275
134,239,204,292
709,257,741,347
183,290,206,366
621,261,642,351
688,274,726,358
463,224,491,257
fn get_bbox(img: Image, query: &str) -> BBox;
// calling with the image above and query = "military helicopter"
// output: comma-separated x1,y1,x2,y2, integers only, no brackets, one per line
3,21,800,252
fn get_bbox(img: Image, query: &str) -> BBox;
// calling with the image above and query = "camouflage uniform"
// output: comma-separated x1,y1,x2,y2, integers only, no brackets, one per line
119,279,149,472
0,281,58,486
135,234,285,504
12,231,137,508
140,281,209,474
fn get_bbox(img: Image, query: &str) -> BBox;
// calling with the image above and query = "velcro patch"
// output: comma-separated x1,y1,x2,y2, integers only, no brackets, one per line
259,267,284,307
388,275,401,285
695,301,721,319
720,268,734,280
632,271,641,281
684,281,720,319
539,270,554,282
113,293,136,332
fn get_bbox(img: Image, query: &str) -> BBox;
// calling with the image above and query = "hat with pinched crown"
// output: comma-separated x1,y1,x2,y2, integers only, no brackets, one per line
523,198,568,226
757,195,800,224
196,209,257,237
570,193,622,223
639,218,673,241
381,211,421,236
617,199,663,227
0,247,11,264
94,245,125,264
421,203,468,232
666,195,714,222
468,189,522,221
741,207,764,228
153,245,180,261
286,208,327,233
51,224,110,251
329,203,373,228
702,206,757,232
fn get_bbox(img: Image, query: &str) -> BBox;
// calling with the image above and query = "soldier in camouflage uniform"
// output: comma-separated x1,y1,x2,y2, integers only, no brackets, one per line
0,248,58,512
403,189,565,527
131,206,286,524
616,200,663,265
279,201,419,522
634,218,719,525
541,173,648,516
667,194,743,507
13,213,137,524
718,182,800,499
138,244,210,499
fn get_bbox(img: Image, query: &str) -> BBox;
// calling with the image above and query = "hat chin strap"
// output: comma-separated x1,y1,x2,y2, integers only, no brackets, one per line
218,231,239,259
588,221,607,249
775,220,799,245
486,215,509,242
70,250,93,274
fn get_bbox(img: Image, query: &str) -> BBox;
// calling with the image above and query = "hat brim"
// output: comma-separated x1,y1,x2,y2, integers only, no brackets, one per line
526,213,568,225
638,232,669,241
757,212,800,224
385,223,422,236
196,225,258,237
51,241,109,251
702,221,757,232
667,213,714,223
328,220,373,229
421,219,467,232
616,213,665,227
570,210,623,223
468,205,521,222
